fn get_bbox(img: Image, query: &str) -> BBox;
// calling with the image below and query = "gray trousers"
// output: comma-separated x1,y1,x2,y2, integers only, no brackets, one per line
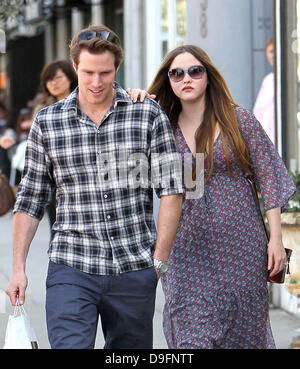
45,261,158,349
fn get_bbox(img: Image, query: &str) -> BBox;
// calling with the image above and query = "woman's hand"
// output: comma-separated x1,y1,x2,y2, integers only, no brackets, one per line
267,236,286,278
265,207,286,278
126,88,156,103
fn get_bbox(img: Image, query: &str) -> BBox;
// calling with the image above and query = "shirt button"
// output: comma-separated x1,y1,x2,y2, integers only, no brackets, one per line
107,215,111,220
104,194,108,198
111,236,114,240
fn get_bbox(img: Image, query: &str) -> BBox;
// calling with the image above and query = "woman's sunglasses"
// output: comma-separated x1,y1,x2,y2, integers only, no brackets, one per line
168,65,206,83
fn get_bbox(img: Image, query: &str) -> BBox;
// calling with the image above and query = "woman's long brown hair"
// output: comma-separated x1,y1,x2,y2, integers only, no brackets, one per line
147,45,251,181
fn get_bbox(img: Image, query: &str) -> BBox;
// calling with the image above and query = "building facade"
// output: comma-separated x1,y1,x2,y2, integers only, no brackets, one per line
0,0,299,171
276,0,300,173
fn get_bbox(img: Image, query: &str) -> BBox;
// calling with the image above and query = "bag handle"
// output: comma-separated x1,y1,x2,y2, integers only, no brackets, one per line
245,175,270,241
13,297,27,317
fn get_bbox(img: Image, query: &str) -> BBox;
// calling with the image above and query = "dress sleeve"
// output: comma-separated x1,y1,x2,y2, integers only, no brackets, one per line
236,107,296,212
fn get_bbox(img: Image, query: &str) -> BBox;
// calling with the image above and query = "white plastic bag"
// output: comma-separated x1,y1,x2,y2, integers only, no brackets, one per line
3,302,39,349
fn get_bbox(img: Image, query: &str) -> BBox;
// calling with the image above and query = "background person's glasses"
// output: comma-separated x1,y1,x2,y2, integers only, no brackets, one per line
78,30,118,43
47,75,63,84
168,65,206,83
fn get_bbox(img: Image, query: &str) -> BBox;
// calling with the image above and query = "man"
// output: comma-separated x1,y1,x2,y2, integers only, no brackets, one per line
253,38,275,144
6,25,183,349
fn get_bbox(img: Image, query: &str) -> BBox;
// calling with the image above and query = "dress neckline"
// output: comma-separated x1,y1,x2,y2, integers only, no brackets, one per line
177,124,221,157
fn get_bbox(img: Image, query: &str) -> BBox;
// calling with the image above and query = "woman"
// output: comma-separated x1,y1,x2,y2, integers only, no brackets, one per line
33,60,78,239
33,59,78,117
128,45,296,349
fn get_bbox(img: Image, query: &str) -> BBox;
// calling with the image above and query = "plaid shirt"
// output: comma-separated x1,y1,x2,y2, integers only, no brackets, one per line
14,83,184,275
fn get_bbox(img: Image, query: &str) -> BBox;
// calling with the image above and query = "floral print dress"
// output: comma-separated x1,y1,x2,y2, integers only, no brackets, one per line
160,107,296,349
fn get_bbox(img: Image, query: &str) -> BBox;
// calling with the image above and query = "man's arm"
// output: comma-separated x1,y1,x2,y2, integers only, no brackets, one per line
149,108,184,272
6,212,40,306
154,194,182,263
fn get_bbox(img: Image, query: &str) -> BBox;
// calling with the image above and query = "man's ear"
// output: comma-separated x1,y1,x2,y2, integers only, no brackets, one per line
73,62,78,73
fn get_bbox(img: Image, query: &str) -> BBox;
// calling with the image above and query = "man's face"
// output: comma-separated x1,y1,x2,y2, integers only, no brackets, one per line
266,44,274,68
75,49,118,109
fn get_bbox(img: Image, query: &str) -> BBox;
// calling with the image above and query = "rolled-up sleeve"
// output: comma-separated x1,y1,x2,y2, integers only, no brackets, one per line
13,113,52,219
150,109,184,198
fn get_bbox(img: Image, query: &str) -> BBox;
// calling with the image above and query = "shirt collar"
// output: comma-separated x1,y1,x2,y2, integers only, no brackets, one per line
60,82,132,112
113,82,132,105
60,87,78,111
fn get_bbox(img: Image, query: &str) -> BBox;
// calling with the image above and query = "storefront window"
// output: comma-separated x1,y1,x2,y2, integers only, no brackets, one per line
176,0,186,42
297,1,300,171
161,0,186,57
161,0,168,56
278,0,300,172
161,0,168,35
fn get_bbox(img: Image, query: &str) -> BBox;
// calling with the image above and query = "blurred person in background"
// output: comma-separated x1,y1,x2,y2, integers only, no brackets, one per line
0,107,32,187
33,59,78,117
0,101,12,177
0,101,8,135
253,38,275,144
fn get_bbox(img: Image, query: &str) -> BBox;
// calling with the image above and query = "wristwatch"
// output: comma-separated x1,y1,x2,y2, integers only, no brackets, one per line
153,258,169,274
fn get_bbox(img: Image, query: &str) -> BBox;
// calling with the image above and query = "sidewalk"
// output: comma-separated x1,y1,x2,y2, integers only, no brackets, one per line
269,308,300,349
1,212,300,349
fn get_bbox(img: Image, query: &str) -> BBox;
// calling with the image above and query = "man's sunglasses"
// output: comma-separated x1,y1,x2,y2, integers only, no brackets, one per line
78,30,118,43
168,65,206,83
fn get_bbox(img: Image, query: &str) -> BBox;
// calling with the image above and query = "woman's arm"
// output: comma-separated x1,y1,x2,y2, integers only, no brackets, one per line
126,88,156,102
